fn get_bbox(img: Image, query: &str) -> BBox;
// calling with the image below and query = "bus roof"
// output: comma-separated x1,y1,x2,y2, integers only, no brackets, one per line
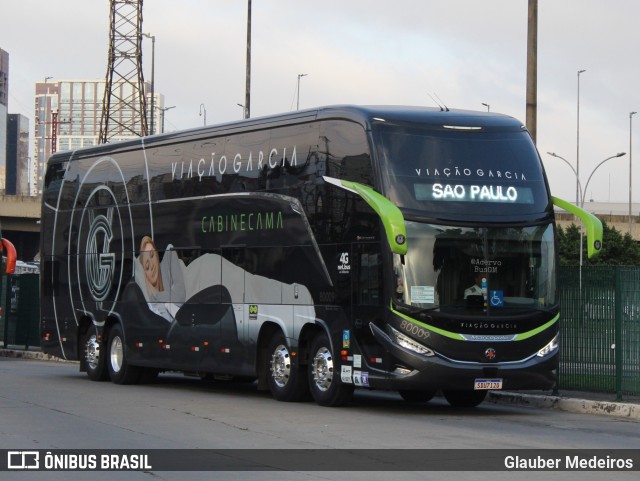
46,105,526,165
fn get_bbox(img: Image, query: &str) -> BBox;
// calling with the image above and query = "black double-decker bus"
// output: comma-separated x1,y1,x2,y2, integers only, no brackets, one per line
40,106,601,407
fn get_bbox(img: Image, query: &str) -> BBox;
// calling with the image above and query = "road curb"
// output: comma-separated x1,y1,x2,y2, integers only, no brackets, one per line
488,390,640,420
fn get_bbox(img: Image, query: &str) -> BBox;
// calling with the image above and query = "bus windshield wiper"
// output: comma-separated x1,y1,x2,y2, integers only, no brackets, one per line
392,301,439,316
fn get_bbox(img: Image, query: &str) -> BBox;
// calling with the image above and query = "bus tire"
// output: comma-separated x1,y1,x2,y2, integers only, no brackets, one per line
442,389,487,408
266,333,309,402
308,332,354,407
84,324,108,381
398,390,436,403
106,323,141,385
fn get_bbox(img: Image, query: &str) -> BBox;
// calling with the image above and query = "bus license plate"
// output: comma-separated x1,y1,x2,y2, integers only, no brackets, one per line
474,378,503,390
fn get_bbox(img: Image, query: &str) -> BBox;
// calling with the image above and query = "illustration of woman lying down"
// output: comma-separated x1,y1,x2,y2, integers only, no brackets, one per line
137,235,186,321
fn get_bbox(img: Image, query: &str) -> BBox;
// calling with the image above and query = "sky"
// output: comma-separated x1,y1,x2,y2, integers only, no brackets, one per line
1,0,638,204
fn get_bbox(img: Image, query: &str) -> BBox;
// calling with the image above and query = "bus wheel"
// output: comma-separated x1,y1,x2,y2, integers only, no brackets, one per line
442,389,487,408
308,332,354,407
106,323,141,385
398,390,436,403
266,334,308,402
84,324,108,381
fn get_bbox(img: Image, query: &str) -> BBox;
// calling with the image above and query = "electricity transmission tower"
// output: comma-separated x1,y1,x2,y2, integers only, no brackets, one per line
99,0,148,143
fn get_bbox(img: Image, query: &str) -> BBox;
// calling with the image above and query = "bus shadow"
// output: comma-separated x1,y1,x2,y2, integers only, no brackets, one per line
139,372,530,417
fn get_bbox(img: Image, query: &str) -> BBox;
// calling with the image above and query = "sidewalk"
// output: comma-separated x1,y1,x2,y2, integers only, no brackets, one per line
1,346,639,420
486,389,640,420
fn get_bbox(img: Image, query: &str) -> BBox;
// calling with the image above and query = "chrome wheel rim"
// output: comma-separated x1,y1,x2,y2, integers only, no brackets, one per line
312,346,333,392
110,335,123,374
270,344,291,388
85,333,101,370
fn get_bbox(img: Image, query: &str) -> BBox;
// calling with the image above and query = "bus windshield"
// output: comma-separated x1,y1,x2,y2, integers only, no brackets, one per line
375,123,550,216
393,221,557,313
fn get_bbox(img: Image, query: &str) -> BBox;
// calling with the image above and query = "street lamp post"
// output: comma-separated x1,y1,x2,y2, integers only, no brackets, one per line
159,106,175,133
548,152,581,198
582,153,626,206
244,0,251,119
548,151,626,267
481,103,490,112
576,69,586,207
142,33,156,135
237,103,247,119
630,111,637,235
296,73,307,110
199,104,207,126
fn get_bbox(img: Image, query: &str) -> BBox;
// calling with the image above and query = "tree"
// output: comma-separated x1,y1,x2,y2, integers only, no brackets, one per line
557,221,640,265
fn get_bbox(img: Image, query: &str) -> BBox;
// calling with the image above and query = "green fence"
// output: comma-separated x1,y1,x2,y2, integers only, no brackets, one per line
558,266,640,399
0,273,40,349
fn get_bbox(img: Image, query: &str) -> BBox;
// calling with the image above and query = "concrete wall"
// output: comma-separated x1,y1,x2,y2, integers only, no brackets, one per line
556,212,640,240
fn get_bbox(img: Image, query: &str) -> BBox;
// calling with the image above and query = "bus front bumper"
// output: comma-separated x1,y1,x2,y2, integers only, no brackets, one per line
368,322,557,391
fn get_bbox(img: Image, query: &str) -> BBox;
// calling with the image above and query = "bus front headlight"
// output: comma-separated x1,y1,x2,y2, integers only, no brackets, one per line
389,325,435,357
537,334,559,357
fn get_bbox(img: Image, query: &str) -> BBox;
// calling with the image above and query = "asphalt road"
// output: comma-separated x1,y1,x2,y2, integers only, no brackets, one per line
0,357,638,481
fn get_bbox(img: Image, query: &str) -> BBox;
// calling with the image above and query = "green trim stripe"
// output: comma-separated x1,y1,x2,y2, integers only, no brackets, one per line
340,180,408,255
512,314,560,340
391,304,465,340
391,304,559,342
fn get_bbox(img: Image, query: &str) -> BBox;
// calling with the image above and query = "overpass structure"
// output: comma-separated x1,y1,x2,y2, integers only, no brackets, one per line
0,195,40,232
0,195,41,261
0,197,639,262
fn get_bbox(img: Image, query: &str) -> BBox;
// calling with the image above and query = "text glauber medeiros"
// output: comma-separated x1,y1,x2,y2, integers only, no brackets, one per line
504,455,634,470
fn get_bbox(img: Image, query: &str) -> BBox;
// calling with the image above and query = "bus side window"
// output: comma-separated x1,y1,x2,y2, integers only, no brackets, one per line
321,120,373,186
43,161,68,206
265,123,320,193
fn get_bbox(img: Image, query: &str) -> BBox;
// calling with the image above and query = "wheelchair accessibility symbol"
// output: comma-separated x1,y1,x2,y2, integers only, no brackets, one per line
489,290,504,307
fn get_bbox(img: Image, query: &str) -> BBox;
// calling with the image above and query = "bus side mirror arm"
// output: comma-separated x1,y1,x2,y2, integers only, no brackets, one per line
552,196,603,258
322,176,407,255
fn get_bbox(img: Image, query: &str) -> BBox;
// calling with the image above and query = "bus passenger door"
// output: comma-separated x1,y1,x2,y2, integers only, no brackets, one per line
350,242,386,370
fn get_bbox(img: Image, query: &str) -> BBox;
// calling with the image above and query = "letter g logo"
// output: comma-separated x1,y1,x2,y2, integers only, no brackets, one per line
86,210,116,303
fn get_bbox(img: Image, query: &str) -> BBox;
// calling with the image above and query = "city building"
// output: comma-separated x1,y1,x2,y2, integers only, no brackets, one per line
34,79,164,194
0,48,9,192
6,114,29,195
